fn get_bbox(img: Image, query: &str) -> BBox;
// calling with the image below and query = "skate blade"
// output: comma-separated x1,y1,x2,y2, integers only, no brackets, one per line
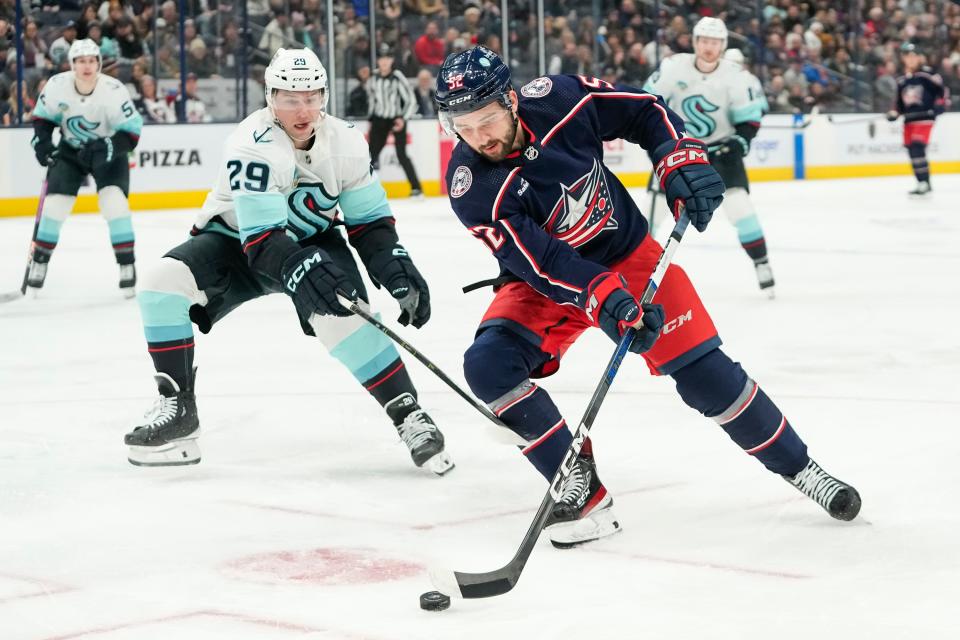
425,451,455,476
763,287,776,299
127,439,201,467
547,505,622,549
121,287,136,299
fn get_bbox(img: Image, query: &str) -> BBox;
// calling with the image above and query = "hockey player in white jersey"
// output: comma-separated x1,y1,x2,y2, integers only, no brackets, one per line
29,38,143,297
644,18,775,297
126,48,454,475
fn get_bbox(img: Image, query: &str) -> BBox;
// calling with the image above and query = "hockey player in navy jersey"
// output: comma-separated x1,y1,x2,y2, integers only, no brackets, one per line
886,42,948,197
435,46,861,547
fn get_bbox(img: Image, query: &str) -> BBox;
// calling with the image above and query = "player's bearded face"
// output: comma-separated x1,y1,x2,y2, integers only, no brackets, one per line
273,89,325,140
453,103,518,162
695,37,724,64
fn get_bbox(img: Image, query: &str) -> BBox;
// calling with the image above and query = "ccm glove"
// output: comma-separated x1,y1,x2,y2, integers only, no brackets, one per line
367,246,431,328
32,136,58,167
582,273,665,354
653,138,725,232
78,137,115,171
281,246,357,318
709,134,750,158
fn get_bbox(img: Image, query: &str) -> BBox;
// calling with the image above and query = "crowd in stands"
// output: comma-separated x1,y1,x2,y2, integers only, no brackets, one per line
2,0,958,125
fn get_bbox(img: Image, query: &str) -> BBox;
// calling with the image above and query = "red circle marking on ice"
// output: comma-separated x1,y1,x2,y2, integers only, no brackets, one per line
224,548,423,586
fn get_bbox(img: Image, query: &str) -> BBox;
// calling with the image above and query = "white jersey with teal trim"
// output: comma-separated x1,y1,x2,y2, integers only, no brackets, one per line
33,71,143,149
643,54,765,144
198,108,392,243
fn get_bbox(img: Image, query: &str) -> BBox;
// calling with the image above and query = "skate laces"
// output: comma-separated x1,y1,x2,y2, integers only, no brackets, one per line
397,409,438,450
141,394,179,431
558,459,591,508
790,460,843,509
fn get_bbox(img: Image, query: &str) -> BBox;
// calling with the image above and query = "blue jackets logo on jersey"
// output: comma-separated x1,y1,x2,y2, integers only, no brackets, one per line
545,158,618,248
680,95,719,138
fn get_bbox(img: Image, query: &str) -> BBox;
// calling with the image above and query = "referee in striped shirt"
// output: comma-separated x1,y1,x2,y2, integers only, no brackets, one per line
368,46,423,197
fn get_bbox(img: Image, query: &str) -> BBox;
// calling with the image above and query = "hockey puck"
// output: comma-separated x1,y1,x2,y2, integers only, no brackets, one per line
419,590,451,611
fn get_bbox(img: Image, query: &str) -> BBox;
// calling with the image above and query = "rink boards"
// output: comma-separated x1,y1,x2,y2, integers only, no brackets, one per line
1,113,959,217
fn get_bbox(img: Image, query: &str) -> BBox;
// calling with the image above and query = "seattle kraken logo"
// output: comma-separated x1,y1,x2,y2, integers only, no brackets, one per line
286,183,338,240
65,116,100,146
680,95,719,138
545,158,617,248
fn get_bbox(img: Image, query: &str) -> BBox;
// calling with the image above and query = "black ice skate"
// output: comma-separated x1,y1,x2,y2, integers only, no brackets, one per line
25,246,52,295
784,458,861,521
385,393,454,476
545,453,621,548
119,264,137,298
908,181,931,197
125,372,200,466
754,258,775,299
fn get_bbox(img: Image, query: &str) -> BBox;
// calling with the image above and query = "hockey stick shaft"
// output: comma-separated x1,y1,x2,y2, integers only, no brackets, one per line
432,211,691,599
330,296,527,446
21,179,49,294
1,180,47,303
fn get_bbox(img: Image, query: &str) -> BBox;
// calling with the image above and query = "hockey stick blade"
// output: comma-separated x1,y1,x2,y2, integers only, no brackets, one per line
431,212,691,599
330,294,527,446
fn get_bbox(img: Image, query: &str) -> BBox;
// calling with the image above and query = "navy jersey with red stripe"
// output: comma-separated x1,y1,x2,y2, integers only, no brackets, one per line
446,74,685,308
895,67,948,123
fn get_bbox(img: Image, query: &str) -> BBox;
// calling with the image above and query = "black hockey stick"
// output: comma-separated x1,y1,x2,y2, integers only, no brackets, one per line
430,211,691,599
331,295,527,446
1,180,48,304
826,114,884,125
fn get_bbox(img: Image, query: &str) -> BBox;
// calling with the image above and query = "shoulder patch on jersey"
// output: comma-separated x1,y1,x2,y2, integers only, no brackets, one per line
521,77,553,98
450,165,473,198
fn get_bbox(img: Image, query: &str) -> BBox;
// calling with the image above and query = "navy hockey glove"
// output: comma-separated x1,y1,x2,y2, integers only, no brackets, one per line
32,136,58,167
708,135,750,158
78,137,115,171
653,138,725,232
367,246,431,328
281,246,357,318
581,273,665,354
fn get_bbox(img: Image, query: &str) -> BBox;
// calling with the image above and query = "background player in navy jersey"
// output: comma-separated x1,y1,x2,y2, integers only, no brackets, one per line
886,42,948,197
435,46,861,548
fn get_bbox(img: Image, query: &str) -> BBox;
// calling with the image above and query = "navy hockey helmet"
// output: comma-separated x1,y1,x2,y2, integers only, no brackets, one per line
435,46,513,134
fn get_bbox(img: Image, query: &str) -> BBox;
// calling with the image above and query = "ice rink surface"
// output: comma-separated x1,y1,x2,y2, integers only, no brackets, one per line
1,175,958,639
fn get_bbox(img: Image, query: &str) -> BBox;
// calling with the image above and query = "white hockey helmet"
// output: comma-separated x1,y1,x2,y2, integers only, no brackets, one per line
693,17,728,50
723,48,745,65
69,38,102,72
264,48,328,109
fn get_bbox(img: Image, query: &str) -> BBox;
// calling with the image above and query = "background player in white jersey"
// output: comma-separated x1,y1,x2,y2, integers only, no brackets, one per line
125,49,453,475
644,18,775,297
28,38,144,297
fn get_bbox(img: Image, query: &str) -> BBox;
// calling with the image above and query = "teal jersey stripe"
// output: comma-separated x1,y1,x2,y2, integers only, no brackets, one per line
730,102,764,124
36,217,65,244
107,217,135,244
339,181,392,225
32,99,61,124
329,320,401,383
144,324,194,343
734,215,764,243
235,192,287,243
138,290,192,329
116,111,144,136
